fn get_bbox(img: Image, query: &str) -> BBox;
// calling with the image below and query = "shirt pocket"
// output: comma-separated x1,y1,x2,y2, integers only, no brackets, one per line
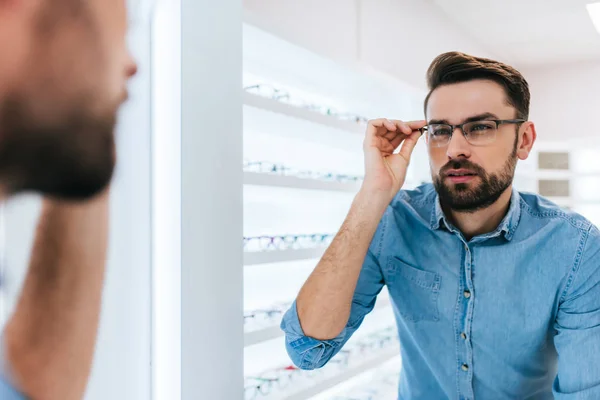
385,256,441,322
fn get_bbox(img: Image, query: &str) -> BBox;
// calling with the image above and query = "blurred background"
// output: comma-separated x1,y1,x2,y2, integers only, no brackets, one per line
2,0,600,399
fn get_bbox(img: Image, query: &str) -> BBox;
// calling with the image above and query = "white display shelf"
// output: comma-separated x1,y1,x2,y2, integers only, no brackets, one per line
244,92,365,135
244,297,393,347
244,172,361,193
244,247,326,266
282,347,400,400
245,325,284,347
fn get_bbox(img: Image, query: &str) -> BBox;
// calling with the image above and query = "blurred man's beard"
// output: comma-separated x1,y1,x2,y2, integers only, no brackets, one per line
433,155,517,213
0,94,117,200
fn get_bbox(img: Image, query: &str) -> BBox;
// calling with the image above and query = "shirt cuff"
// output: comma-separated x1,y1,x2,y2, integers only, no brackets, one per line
280,301,347,369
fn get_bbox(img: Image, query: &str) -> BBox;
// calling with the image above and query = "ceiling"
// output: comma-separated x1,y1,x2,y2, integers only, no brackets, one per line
431,0,600,68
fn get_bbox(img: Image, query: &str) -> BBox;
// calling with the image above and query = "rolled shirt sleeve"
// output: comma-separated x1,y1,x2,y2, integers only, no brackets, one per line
281,240,387,370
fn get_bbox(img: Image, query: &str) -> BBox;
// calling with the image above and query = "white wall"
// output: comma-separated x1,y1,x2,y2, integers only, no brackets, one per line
524,60,600,144
243,0,496,91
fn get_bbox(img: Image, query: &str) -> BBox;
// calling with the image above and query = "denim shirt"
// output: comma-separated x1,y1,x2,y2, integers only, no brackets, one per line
281,184,600,400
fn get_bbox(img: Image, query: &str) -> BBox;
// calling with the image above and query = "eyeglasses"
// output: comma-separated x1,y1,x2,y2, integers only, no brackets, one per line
244,84,368,124
244,160,363,184
243,234,335,252
420,119,525,148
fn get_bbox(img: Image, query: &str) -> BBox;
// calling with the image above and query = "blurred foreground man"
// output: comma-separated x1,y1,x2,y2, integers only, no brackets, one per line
282,52,600,399
0,0,137,399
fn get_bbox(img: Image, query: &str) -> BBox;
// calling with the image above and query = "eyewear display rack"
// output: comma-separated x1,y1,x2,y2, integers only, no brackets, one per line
241,22,428,400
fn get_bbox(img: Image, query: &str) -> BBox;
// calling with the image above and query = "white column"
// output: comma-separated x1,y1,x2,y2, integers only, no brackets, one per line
152,0,244,398
180,0,243,398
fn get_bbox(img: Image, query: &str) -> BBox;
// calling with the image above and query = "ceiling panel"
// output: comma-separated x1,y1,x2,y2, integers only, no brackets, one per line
429,0,600,66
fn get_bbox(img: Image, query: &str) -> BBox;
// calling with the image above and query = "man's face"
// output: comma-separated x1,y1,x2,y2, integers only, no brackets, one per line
0,0,137,199
426,80,523,213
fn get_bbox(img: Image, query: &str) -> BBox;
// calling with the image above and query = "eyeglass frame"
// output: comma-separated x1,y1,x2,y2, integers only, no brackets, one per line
419,119,526,147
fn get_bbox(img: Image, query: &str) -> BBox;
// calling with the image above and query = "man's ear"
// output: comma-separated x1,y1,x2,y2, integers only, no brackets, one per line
516,121,536,161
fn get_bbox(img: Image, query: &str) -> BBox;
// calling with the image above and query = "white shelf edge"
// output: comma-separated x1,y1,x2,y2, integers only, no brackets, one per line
244,247,326,266
244,325,283,347
243,92,365,135
244,297,392,347
243,171,361,193
282,347,400,400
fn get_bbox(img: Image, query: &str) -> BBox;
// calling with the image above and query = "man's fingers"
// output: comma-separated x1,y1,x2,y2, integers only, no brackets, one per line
389,132,407,150
389,119,426,135
368,118,396,131
378,137,395,154
406,119,427,129
398,131,422,161
383,129,400,140
391,120,412,135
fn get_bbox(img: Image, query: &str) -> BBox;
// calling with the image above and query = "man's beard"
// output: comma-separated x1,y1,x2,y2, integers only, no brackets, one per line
433,152,517,213
0,94,117,200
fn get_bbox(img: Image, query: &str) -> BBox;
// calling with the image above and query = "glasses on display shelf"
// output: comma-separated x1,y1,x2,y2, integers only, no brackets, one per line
341,328,398,362
243,326,399,399
244,84,369,125
245,365,308,400
244,160,364,184
355,327,397,353
244,302,292,327
243,234,335,252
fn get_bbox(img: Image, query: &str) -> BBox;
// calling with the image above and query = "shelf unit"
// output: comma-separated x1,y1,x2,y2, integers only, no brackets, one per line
242,21,428,400
244,296,393,347
512,145,600,219
243,92,365,136
283,348,400,400
244,172,361,194
244,247,326,266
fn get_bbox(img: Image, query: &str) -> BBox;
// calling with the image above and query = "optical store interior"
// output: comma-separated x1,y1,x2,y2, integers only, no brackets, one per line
2,0,600,399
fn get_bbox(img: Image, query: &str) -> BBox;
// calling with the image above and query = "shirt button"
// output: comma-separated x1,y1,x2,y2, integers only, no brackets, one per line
464,290,471,299
461,332,467,340
462,364,469,371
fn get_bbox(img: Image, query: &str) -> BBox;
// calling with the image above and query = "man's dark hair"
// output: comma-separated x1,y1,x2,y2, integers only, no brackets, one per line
424,51,530,120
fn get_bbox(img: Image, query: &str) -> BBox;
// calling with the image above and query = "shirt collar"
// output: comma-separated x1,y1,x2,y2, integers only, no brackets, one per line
430,189,522,241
